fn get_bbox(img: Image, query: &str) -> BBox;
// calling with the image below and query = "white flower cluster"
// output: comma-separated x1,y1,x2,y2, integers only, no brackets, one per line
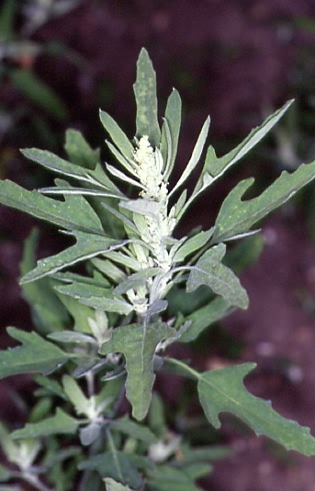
133,136,175,271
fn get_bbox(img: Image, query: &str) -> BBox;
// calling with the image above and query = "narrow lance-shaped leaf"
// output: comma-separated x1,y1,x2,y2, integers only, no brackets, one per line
100,322,176,420
11,408,79,439
212,159,315,243
161,88,182,179
0,328,71,379
133,48,161,146
170,116,210,197
99,111,134,161
197,363,315,456
0,180,103,234
20,231,128,284
186,243,249,309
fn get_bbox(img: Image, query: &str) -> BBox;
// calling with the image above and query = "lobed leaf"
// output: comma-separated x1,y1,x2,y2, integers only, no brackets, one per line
0,180,103,234
186,244,248,309
212,159,315,243
198,363,315,456
0,328,71,379
100,322,176,420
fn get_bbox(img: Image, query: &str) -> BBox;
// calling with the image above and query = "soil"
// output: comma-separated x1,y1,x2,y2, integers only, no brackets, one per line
1,1,315,490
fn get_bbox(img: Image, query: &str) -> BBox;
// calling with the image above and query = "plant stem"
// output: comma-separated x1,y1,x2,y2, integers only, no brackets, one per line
165,357,200,380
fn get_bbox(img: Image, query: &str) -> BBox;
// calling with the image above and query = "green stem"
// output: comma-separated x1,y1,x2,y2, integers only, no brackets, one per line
165,357,200,380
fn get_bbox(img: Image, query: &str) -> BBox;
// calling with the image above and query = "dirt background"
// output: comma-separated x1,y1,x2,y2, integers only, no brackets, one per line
1,1,315,490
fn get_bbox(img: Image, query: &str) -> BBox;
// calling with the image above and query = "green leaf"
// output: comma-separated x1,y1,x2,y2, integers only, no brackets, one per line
170,117,210,197
181,297,232,343
104,478,132,491
21,147,121,194
20,231,126,284
161,89,182,179
197,363,315,456
62,375,90,416
179,100,294,219
113,268,162,295
10,69,68,121
206,100,293,179
20,229,70,333
0,179,103,234
173,228,213,263
11,408,79,439
79,452,143,490
148,465,202,491
0,0,17,41
0,463,10,483
100,322,176,420
112,416,157,444
133,48,160,146
56,280,133,316
99,111,134,161
212,159,315,243
64,129,100,169
0,328,71,379
186,244,248,309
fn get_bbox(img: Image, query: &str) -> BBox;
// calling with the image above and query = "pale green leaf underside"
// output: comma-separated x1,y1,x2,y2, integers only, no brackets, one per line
198,363,315,456
186,244,248,309
12,408,78,439
100,322,176,420
62,375,91,416
0,328,70,379
20,231,126,284
0,180,103,234
213,159,315,243
133,47,160,146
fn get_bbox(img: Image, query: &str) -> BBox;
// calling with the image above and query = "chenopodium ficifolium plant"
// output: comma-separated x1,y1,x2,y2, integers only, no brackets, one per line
0,48,315,491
